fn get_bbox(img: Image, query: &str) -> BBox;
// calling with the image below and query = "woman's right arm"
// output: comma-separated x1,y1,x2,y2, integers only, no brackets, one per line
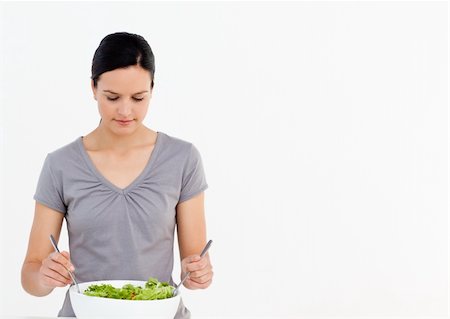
21,201,74,296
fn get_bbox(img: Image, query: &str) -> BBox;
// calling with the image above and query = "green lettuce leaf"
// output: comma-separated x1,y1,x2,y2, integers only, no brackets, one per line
83,277,175,300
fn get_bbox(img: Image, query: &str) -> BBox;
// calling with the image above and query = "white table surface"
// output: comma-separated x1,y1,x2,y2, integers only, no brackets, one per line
0,315,450,319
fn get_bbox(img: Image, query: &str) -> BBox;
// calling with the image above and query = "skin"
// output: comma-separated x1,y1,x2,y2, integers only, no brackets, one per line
21,64,213,296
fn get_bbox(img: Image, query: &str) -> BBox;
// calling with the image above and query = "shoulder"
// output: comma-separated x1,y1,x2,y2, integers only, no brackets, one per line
159,131,199,155
159,131,192,148
44,137,83,171
157,131,204,165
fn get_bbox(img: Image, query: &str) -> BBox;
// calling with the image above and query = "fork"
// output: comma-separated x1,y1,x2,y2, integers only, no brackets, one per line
49,234,81,293
172,239,213,296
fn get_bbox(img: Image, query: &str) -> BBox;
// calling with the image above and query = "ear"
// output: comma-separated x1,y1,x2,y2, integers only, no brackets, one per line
91,79,97,100
148,83,154,99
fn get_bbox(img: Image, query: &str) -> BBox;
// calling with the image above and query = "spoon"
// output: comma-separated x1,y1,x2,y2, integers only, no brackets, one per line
49,234,81,293
172,239,213,296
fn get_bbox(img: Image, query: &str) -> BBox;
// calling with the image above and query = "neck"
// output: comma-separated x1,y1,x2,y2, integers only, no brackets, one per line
88,123,154,151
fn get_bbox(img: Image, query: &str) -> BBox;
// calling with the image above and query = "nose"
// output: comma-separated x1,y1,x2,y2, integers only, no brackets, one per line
117,101,132,117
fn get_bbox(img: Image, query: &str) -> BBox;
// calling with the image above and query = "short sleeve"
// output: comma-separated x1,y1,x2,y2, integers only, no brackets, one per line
178,144,208,203
33,154,67,214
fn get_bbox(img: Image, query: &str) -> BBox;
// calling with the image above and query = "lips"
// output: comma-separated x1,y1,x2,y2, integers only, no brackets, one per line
115,119,134,125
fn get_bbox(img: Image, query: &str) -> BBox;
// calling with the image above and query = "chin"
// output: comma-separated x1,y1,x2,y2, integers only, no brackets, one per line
110,126,138,136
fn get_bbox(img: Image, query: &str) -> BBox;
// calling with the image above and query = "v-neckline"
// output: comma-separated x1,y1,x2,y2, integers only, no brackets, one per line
77,131,162,195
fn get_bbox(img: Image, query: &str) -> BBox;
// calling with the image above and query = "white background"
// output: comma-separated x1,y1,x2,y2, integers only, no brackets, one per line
0,1,448,318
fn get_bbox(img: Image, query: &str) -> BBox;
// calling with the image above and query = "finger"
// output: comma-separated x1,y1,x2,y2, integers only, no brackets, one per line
185,259,208,273
189,271,213,285
181,255,199,273
42,261,72,282
50,251,75,272
47,268,73,285
188,255,201,263
60,251,75,271
186,277,212,289
189,266,212,280
60,251,71,261
44,257,72,281
48,263,71,279
42,274,71,288
40,270,72,288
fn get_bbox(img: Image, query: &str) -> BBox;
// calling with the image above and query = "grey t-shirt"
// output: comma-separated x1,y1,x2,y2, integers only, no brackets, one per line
33,131,208,318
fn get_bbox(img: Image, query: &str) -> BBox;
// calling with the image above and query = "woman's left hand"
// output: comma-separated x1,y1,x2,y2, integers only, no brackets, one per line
180,253,213,289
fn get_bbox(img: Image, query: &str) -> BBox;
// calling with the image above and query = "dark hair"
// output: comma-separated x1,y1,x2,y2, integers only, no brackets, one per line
91,32,155,89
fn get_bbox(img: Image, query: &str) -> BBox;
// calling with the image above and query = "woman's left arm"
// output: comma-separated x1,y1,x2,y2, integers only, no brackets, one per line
176,191,213,289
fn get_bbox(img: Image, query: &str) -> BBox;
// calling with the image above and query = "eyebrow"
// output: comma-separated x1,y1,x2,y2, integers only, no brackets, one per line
103,90,148,95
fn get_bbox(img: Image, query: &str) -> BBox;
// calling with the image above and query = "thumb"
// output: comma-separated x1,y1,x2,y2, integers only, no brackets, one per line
189,255,201,263
60,250,71,260
60,251,74,271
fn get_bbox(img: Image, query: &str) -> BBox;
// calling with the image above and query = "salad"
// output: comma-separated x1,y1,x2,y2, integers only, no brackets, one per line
83,277,175,300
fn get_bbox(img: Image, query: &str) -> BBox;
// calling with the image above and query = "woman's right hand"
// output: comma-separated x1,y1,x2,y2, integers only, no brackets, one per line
38,251,75,288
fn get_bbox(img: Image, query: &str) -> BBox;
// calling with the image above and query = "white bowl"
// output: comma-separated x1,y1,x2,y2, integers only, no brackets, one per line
69,280,180,319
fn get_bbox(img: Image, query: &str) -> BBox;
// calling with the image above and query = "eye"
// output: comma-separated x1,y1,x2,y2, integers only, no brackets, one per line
106,97,144,102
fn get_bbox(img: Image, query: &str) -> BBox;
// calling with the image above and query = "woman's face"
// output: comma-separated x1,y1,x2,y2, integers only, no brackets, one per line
91,65,153,136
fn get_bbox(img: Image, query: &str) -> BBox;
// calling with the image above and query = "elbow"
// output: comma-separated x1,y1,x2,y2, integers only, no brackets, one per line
21,261,51,297
20,263,34,296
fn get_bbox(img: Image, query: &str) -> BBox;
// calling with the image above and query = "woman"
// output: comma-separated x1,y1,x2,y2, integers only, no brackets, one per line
21,32,213,318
